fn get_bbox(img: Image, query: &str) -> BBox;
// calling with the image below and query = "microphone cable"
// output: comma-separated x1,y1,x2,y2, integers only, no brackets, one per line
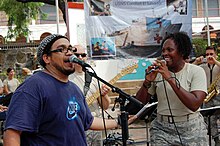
145,73,183,145
146,59,183,144
84,66,108,139
162,73,183,145
96,78,108,139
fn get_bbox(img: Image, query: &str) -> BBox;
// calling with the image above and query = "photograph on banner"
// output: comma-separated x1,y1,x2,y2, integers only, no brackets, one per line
169,0,187,15
89,0,112,16
146,17,182,44
90,37,116,57
85,0,192,58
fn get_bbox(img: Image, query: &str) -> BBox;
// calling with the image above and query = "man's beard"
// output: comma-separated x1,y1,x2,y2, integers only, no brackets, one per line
52,62,75,76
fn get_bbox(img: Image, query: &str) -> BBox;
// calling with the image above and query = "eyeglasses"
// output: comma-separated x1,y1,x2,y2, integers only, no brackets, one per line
206,53,214,56
74,53,87,58
49,46,77,54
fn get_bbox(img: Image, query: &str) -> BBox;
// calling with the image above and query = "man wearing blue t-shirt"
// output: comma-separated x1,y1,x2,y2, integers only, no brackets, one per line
3,34,124,146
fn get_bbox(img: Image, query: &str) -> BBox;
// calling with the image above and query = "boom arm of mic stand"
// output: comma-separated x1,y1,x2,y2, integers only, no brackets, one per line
85,68,144,146
86,69,144,108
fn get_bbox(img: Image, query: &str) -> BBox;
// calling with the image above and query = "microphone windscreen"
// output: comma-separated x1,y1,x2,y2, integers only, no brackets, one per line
156,56,164,60
69,55,77,62
155,56,166,64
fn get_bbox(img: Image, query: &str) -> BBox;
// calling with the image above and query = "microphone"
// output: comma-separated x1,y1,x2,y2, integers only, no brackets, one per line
145,66,159,75
69,55,91,68
145,57,166,75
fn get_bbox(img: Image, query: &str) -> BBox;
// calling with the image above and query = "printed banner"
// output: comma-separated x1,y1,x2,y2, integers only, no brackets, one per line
84,0,192,59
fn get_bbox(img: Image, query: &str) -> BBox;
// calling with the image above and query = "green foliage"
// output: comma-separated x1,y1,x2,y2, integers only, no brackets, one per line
218,53,220,61
192,38,208,57
192,38,220,61
0,72,6,81
0,0,44,39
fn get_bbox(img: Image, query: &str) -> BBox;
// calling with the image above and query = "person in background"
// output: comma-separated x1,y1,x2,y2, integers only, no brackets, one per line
0,79,8,120
3,34,133,146
0,104,7,121
102,4,111,16
193,46,220,145
69,45,111,146
22,67,33,80
136,32,210,145
0,79,3,96
3,68,20,95
0,105,7,113
1,68,20,106
32,63,42,74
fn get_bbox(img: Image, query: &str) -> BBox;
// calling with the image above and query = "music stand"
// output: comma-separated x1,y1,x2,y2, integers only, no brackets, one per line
199,106,220,146
134,102,158,146
120,101,158,145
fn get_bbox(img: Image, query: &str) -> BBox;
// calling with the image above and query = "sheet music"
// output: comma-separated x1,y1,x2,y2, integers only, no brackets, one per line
135,102,158,118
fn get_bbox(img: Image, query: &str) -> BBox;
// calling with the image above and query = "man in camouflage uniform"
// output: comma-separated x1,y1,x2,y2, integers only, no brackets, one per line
194,46,220,145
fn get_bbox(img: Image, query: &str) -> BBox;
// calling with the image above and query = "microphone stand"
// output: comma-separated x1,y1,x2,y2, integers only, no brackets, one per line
85,67,143,146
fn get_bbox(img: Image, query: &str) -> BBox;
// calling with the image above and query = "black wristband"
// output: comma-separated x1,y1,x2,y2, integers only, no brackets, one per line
143,82,151,89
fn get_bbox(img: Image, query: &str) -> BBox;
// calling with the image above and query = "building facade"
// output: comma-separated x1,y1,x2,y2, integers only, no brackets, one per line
192,0,220,32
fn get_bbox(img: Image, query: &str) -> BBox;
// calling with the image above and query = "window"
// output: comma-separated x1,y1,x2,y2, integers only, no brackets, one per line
192,0,197,17
203,0,219,17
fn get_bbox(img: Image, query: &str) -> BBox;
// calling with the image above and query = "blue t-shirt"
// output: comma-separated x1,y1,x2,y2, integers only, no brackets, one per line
5,71,94,146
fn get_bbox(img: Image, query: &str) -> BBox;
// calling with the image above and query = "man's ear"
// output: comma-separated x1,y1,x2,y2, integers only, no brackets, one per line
42,54,51,65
